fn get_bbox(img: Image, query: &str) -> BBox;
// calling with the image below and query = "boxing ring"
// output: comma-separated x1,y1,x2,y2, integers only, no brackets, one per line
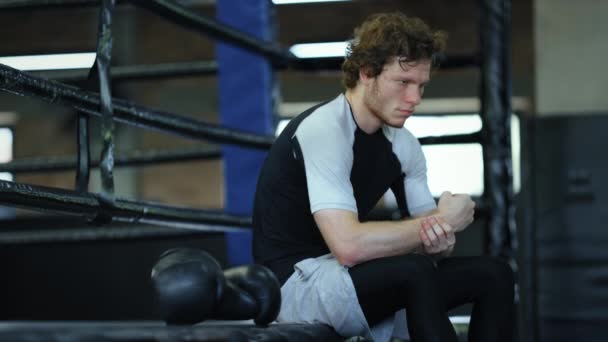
0,321,341,341
0,0,520,341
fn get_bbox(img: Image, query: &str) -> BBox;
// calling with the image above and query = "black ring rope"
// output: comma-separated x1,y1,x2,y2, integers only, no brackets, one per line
0,146,221,174
0,131,478,175
0,224,225,245
0,0,101,9
0,131,476,175
129,0,294,68
0,63,276,149
0,179,252,228
35,61,219,83
418,132,481,145
35,54,477,84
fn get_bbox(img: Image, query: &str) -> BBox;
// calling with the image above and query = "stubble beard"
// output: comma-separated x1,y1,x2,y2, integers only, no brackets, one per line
364,79,385,126
365,79,403,129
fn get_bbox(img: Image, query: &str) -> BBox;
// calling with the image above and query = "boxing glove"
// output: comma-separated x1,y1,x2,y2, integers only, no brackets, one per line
151,248,225,325
216,264,281,326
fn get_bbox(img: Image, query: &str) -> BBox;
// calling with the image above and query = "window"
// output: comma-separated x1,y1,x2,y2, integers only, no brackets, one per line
0,127,13,181
405,114,521,197
405,114,483,196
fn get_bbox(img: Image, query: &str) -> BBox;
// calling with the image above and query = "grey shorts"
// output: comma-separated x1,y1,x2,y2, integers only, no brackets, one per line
277,254,409,342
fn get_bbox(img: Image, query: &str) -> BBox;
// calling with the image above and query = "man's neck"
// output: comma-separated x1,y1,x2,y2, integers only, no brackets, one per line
345,88,382,134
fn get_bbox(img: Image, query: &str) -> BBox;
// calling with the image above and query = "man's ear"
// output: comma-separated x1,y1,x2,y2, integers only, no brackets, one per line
359,66,374,86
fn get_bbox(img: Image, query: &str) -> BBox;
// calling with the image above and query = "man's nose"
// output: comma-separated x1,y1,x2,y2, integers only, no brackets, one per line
404,87,421,106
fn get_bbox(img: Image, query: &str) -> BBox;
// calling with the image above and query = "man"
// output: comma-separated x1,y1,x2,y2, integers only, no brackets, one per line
252,12,514,342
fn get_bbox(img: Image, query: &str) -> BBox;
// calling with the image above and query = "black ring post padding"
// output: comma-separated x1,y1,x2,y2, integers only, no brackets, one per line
0,64,275,149
0,146,222,173
479,0,522,336
75,113,91,192
418,131,482,145
128,0,295,67
479,0,515,259
94,0,116,211
0,179,252,228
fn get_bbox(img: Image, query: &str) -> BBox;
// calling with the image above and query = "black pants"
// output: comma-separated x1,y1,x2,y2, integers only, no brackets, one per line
348,254,514,342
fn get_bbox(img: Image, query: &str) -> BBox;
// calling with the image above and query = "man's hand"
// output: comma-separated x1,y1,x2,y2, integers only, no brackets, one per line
419,216,455,255
437,191,475,232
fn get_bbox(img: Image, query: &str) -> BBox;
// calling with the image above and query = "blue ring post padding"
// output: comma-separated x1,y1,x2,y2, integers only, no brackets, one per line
216,0,274,266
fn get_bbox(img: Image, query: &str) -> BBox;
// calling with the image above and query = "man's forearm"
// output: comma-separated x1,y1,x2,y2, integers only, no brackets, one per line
355,218,425,261
316,210,425,266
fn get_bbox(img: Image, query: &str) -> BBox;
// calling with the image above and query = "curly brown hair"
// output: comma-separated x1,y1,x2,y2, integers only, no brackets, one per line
342,12,447,89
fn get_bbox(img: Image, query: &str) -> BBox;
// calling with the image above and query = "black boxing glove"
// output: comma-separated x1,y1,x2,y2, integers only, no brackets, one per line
151,248,225,325
215,264,281,326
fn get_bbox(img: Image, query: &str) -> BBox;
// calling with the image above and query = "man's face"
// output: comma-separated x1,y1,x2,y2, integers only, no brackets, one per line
362,58,431,128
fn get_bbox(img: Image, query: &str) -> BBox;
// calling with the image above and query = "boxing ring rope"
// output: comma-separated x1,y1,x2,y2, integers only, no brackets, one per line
0,223,229,245
130,0,293,67
0,146,221,174
0,179,252,228
0,63,276,149
0,131,479,175
0,0,100,9
33,54,478,84
35,61,219,82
